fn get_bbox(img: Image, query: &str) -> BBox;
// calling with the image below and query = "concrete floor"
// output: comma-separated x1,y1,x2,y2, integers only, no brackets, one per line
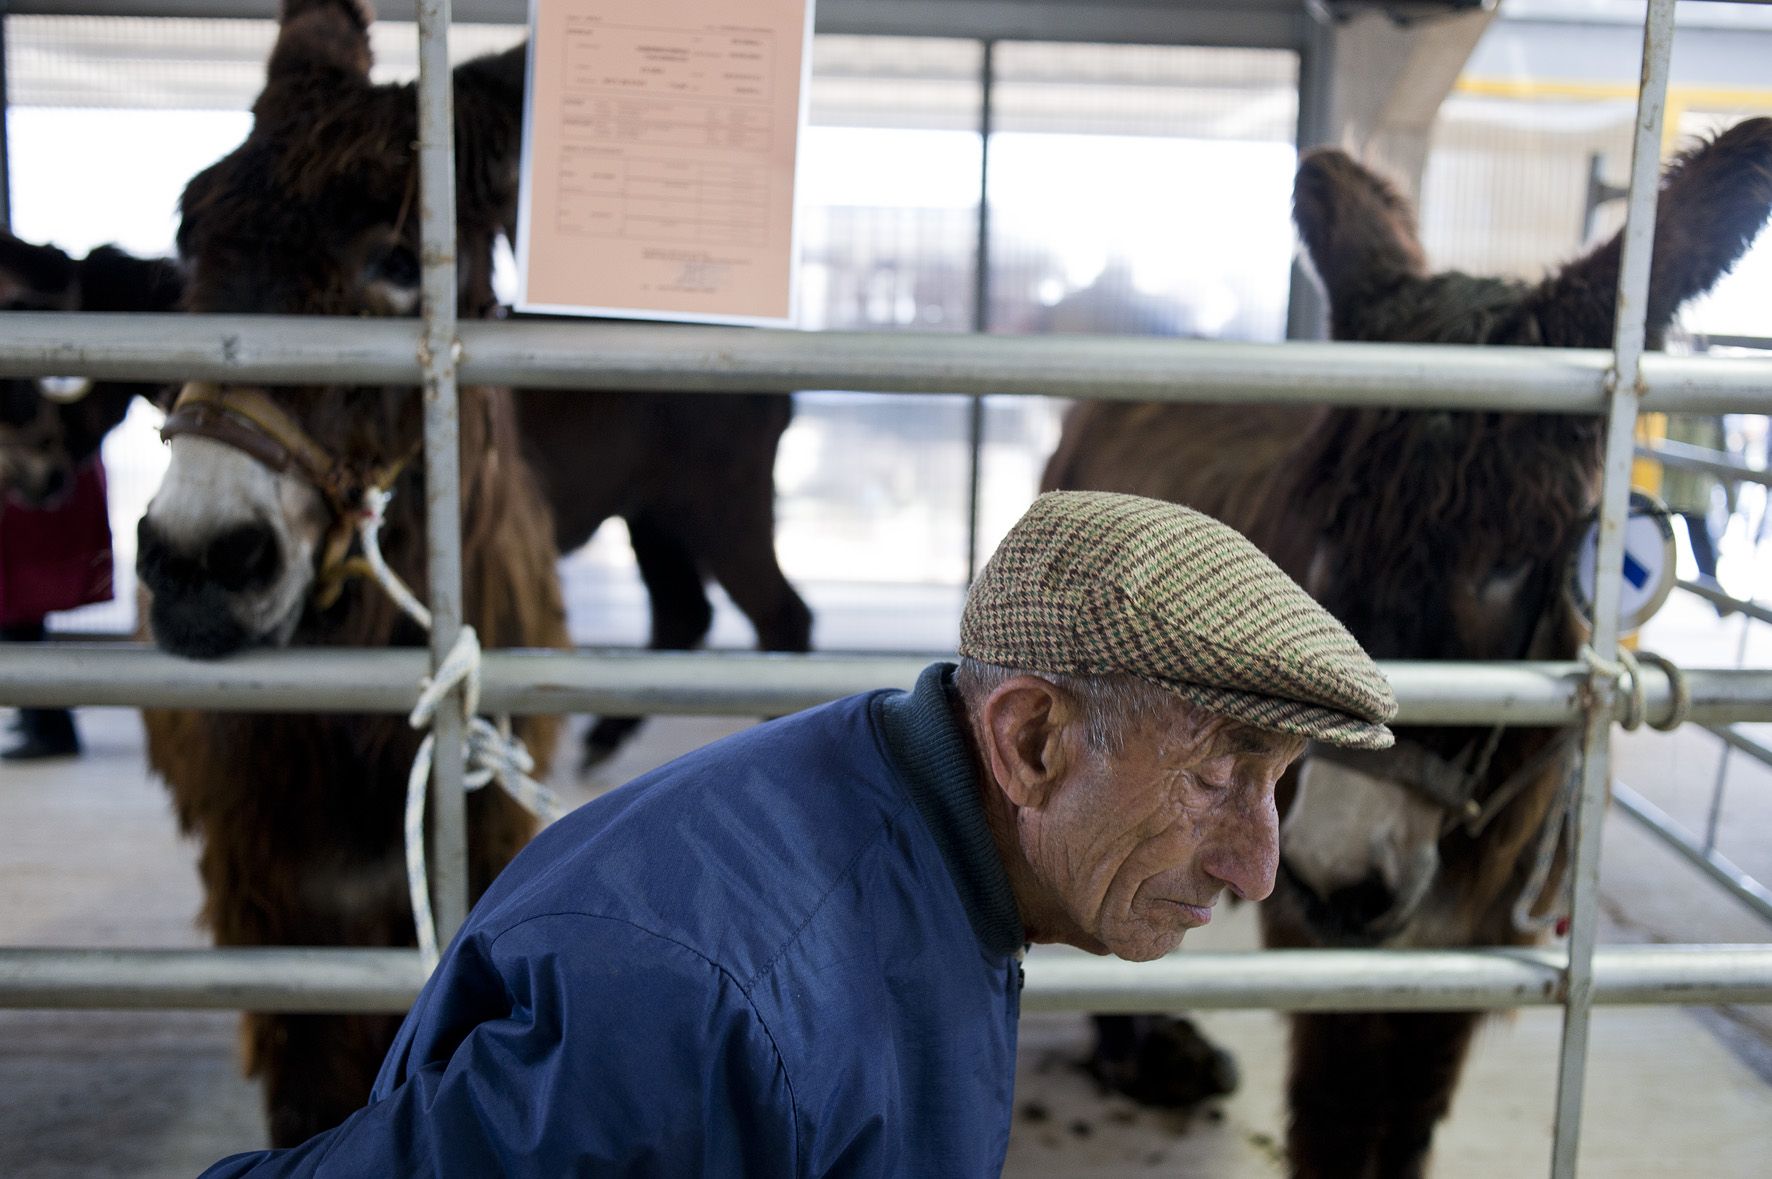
4,585,1771,1176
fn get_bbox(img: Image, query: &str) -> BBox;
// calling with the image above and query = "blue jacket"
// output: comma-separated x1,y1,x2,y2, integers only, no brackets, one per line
202,662,1026,1177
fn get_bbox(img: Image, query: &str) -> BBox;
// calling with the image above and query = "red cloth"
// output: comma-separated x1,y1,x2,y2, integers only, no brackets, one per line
0,458,115,626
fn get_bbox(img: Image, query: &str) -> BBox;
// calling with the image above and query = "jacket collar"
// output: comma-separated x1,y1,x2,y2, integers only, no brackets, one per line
876,662,1025,958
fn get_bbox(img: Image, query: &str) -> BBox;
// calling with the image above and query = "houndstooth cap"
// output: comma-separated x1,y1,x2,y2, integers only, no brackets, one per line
961,491,1396,750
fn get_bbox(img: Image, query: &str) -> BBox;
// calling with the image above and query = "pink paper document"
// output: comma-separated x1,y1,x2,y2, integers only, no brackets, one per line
517,0,813,325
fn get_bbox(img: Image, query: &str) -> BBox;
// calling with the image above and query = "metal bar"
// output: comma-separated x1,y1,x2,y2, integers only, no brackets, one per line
0,949,429,1012
1024,945,1772,1013
1709,723,1772,768
4,944,1770,1013
1708,595,1760,852
1286,17,1331,341
0,1,1312,47
1613,783,1772,927
2,315,1771,411
0,11,13,231
7,647,1772,725
1693,333,1772,352
812,1,1307,48
1678,578,1772,626
1554,4,1676,1174
415,0,468,942
2,0,524,20
1637,439,1772,488
964,39,994,585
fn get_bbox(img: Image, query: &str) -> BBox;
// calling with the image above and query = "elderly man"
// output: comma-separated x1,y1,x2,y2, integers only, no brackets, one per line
203,490,1394,1178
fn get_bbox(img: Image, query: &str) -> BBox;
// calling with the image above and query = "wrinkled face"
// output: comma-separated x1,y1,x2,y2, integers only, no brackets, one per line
1025,713,1304,962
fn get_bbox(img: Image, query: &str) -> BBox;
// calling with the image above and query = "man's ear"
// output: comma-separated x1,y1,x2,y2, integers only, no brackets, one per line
977,677,1082,809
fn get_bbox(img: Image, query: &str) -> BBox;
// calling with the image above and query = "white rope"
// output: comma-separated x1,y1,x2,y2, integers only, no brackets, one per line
1512,755,1579,936
1512,647,1697,937
358,487,432,632
405,734,440,965
355,489,565,967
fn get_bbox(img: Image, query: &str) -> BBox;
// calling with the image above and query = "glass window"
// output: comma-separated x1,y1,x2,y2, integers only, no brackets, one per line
976,40,1299,568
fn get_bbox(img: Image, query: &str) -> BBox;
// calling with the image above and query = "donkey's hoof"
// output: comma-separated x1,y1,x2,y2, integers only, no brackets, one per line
1085,1016,1239,1110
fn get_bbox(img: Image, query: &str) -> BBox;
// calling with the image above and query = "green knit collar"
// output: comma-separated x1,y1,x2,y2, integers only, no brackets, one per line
875,662,1025,958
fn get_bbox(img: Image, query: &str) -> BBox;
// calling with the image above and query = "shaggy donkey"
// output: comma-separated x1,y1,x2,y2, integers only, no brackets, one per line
134,1,567,1144
0,234,182,502
0,229,808,770
1045,118,1772,1178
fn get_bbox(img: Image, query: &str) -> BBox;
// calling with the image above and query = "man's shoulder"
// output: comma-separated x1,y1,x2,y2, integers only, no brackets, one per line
461,689,919,979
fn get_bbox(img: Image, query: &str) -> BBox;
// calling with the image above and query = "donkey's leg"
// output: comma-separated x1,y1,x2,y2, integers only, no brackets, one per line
1371,1011,1479,1179
218,871,413,1146
248,1011,405,1147
1085,1012,1239,1109
632,514,717,650
695,477,811,657
243,789,533,1145
581,514,714,770
1287,1011,1390,1179
1286,1010,1478,1179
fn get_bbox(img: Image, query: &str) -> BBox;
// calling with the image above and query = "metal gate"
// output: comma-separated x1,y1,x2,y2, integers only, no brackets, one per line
1,2,1771,1176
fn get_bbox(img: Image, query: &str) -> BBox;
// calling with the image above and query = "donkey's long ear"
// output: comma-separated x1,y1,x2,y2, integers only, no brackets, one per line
1293,148,1429,320
78,247,186,315
454,43,531,238
1535,118,1772,347
0,232,77,309
267,0,374,85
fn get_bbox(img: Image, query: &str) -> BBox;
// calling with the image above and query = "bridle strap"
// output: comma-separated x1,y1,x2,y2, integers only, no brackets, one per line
1309,722,1579,843
159,383,421,609
1310,738,1490,818
1462,728,1580,838
1304,563,1578,835
162,383,349,507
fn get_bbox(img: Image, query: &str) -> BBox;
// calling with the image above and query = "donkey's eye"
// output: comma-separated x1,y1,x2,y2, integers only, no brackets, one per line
365,244,421,289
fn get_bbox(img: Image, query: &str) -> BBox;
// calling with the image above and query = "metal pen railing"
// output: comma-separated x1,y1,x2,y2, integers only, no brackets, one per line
0,3,1765,1176
1631,341,1772,930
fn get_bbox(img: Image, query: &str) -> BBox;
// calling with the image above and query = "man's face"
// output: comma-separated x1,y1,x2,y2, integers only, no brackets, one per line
1022,711,1304,962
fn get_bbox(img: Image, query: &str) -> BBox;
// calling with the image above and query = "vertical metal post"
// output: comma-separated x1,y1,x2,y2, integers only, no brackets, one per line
964,39,995,584
1549,1,1676,1174
1702,747,1732,854
415,0,469,942
0,8,13,231
1704,584,1758,853
1286,17,1333,342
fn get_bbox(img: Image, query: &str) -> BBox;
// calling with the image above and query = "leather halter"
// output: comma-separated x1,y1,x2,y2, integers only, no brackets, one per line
1309,727,1578,840
1304,569,1580,841
159,383,419,609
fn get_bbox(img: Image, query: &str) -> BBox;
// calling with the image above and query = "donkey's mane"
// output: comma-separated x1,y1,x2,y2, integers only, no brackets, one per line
1384,272,1539,344
1292,409,1602,613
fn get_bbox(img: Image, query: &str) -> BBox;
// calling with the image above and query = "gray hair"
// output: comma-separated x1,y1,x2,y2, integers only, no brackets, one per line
954,656,1193,760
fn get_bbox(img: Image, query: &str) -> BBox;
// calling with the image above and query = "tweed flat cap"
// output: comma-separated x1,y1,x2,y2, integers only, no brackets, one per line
961,491,1396,750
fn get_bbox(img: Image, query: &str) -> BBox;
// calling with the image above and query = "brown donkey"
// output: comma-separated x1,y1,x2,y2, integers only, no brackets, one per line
0,234,183,503
134,1,566,1145
1044,119,1772,1177
0,235,808,771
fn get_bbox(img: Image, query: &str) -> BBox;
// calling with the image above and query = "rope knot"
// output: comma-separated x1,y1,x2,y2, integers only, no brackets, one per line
352,487,565,966
1579,645,1690,732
